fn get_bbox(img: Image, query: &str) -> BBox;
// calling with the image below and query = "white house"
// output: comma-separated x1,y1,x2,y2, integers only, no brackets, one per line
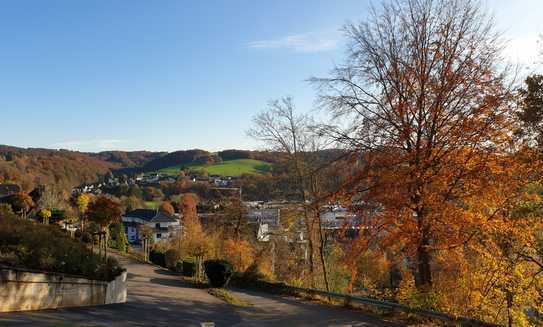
320,206,358,229
247,208,280,226
122,209,181,243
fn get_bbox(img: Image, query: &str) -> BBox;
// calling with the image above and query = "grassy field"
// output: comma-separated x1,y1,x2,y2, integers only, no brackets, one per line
144,201,158,209
158,159,272,177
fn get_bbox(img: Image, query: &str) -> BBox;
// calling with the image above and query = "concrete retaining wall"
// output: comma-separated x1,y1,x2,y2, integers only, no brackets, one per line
0,266,127,312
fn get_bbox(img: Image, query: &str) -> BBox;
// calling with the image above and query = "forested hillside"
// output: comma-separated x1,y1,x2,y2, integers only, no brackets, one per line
0,145,163,191
0,145,344,194
0,145,114,191
92,151,165,168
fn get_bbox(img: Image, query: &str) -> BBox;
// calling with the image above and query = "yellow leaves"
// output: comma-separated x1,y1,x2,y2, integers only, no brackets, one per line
38,208,51,219
181,216,213,258
76,193,90,213
223,239,255,272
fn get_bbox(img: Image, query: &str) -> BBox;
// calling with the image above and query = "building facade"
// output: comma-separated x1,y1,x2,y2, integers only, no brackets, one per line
122,209,180,243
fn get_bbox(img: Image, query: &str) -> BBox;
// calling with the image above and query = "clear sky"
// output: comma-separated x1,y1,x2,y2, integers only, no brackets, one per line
0,0,541,152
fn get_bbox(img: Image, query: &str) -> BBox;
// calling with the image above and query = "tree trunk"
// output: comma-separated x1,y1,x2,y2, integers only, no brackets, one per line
415,233,432,289
305,214,316,288
348,267,357,294
506,290,513,327
316,210,331,293
104,229,108,261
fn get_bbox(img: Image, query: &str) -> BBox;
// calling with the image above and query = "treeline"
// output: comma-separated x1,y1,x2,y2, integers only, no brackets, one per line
93,150,165,168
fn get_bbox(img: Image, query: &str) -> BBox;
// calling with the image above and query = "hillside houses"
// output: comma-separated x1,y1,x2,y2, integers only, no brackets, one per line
320,205,360,230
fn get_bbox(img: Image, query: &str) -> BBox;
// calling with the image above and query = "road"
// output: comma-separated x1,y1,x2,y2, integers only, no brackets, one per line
0,256,402,327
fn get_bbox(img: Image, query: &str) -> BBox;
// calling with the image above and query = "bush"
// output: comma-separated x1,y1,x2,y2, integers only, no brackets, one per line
174,260,184,273
0,203,14,215
0,210,123,281
149,249,166,267
204,259,233,288
164,249,180,269
181,258,196,277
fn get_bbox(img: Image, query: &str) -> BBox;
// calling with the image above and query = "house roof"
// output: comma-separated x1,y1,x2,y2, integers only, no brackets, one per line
150,211,178,223
0,184,20,198
123,208,177,223
124,209,158,221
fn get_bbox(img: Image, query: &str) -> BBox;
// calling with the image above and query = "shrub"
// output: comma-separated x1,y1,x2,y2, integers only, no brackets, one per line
0,203,14,215
149,248,166,267
174,260,184,273
181,258,196,277
164,249,180,269
204,259,233,288
0,210,123,281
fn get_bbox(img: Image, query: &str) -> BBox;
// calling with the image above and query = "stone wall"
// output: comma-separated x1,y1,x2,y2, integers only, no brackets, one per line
0,266,127,312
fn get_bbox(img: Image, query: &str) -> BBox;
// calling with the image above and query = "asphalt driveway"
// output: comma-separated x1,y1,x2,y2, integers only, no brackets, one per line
0,256,401,327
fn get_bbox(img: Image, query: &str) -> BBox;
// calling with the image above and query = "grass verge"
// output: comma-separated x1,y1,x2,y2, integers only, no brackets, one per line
207,288,251,307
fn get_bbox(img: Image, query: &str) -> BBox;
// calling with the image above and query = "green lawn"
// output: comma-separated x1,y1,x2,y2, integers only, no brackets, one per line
158,159,272,177
144,201,158,209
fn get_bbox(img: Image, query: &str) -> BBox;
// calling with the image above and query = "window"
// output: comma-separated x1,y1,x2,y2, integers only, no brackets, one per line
155,223,160,229
156,233,162,239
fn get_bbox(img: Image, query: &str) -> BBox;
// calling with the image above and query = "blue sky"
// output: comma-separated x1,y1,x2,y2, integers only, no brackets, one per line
0,0,541,152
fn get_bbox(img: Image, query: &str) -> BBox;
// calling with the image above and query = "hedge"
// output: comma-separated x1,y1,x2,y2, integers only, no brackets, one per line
204,259,233,288
149,249,166,267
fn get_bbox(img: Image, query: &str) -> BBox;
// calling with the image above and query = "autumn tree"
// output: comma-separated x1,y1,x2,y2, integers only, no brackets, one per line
249,97,333,291
223,238,254,272
177,193,212,280
159,201,175,216
4,192,33,219
38,208,52,225
38,185,65,212
221,197,249,241
75,193,90,230
312,0,513,293
120,195,144,213
218,197,256,272
143,186,163,202
179,193,198,222
87,196,121,259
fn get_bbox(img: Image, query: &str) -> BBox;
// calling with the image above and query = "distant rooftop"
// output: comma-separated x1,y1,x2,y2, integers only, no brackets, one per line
123,209,177,223
0,184,21,198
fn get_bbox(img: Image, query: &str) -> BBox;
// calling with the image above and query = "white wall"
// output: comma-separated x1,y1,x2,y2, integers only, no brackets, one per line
0,267,127,312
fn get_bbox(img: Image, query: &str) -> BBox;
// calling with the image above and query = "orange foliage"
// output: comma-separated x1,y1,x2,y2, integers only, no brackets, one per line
223,239,255,272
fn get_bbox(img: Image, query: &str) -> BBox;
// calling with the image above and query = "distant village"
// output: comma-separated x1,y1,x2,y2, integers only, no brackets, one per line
71,171,235,195
63,172,359,249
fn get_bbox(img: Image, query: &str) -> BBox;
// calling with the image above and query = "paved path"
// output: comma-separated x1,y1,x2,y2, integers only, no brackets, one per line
0,256,402,327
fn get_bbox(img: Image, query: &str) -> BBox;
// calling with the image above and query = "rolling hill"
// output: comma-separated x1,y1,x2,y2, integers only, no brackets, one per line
0,145,277,191
158,159,272,177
